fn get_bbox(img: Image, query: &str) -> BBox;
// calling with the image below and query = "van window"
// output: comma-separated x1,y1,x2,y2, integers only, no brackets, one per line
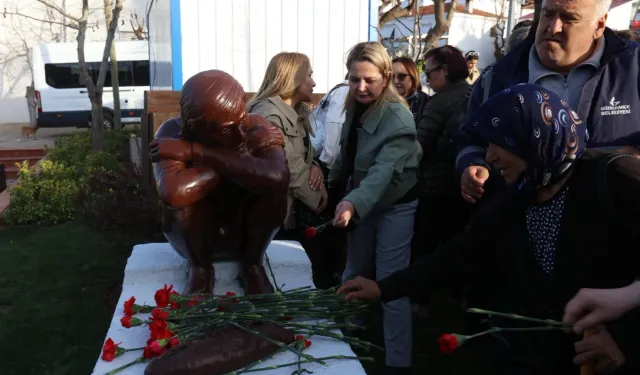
44,60,149,89
44,63,89,88
91,61,134,87
133,61,150,86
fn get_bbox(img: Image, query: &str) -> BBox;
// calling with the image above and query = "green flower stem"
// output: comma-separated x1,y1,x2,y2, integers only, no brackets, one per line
225,355,374,374
466,325,564,340
466,308,571,328
264,254,281,293
103,357,145,375
123,347,145,352
227,321,325,366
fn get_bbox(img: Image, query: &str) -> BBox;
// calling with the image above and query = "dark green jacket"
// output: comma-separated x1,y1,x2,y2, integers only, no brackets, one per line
416,80,471,197
329,102,422,220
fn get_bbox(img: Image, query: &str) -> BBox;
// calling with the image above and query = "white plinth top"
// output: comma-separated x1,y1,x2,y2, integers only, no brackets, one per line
91,241,367,375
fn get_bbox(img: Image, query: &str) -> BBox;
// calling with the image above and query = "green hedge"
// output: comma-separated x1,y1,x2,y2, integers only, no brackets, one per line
3,129,140,226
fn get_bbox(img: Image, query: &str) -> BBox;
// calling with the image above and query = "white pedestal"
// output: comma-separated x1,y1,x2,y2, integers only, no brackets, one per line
91,241,367,375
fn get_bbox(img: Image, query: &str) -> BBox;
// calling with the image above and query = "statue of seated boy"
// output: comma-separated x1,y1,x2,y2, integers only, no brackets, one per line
150,70,289,295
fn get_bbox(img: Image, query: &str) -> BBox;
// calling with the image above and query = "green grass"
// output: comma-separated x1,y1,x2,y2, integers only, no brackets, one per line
0,220,490,375
0,221,137,375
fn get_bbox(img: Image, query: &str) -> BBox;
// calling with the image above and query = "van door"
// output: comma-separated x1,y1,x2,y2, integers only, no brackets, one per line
41,62,95,126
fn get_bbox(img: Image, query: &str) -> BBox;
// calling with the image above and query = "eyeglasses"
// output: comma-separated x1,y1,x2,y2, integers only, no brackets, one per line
466,52,479,59
392,73,409,81
424,65,443,76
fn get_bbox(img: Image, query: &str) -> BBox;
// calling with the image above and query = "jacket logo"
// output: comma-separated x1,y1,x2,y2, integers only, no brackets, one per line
601,97,630,116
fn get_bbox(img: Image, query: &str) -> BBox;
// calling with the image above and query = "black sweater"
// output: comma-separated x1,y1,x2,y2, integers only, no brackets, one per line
378,150,640,373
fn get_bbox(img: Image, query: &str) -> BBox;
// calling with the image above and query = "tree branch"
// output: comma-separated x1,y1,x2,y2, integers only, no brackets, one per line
379,0,415,29
2,10,79,29
35,0,81,22
95,0,123,92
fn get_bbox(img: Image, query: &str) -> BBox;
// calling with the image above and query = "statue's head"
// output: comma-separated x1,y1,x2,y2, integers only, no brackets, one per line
180,70,247,148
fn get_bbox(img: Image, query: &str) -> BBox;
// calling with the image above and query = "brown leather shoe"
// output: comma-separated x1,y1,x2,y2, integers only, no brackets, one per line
244,264,274,295
186,266,213,294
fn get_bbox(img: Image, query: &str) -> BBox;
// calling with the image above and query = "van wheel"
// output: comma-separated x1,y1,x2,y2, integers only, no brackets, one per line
88,112,115,129
102,112,114,130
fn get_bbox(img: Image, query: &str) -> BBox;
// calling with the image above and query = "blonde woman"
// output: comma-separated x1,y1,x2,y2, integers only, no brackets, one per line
248,52,340,289
331,42,421,375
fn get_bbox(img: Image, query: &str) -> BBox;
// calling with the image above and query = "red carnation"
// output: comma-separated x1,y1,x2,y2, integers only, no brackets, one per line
169,290,181,309
151,308,169,321
123,296,136,316
101,338,124,362
438,333,465,354
169,337,180,347
154,284,174,308
295,334,304,341
150,339,168,355
143,345,154,359
304,339,312,348
187,295,204,307
304,227,318,239
121,316,143,328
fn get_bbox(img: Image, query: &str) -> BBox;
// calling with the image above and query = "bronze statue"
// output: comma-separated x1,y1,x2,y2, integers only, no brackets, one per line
150,70,290,295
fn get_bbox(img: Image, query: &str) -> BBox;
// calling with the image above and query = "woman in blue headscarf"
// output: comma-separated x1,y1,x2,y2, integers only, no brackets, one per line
338,84,640,374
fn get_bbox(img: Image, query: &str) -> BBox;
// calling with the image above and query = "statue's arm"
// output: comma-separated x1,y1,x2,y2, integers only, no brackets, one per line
152,117,221,209
191,123,290,195
153,159,221,209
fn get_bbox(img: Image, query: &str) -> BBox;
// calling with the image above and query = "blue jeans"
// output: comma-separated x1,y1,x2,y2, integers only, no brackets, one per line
342,200,417,367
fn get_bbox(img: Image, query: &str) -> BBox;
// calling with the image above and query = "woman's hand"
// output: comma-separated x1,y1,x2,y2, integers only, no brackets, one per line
563,282,640,334
337,277,381,301
316,186,328,214
309,164,324,191
333,200,355,228
150,139,192,162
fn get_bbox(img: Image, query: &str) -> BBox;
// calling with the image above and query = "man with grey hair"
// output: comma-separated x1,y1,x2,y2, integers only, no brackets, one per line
453,0,640,372
457,0,640,203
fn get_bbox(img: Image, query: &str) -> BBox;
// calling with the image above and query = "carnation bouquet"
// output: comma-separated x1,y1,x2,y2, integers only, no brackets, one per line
99,259,378,375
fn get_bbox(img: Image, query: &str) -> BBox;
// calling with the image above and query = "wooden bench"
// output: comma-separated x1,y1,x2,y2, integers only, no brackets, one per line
141,91,326,187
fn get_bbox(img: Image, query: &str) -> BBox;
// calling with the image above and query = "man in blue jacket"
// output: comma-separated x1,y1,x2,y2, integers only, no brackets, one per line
455,0,640,204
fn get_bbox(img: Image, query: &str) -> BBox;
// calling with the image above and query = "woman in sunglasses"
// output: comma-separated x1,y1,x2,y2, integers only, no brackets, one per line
392,57,429,127
412,45,473,313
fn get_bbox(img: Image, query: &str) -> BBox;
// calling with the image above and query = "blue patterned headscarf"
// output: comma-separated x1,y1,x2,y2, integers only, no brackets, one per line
463,83,587,190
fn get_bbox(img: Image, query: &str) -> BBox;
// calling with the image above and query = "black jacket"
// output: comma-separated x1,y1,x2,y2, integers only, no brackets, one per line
379,150,640,373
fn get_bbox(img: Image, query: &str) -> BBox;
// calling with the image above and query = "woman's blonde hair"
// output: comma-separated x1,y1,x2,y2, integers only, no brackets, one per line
250,52,311,104
344,42,407,119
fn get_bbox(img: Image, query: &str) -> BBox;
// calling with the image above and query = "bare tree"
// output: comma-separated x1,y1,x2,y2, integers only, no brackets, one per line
490,0,508,60
379,0,416,36
130,13,146,40
422,0,456,53
35,0,123,151
104,0,121,130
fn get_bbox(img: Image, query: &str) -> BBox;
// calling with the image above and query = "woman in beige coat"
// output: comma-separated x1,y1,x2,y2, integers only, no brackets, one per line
248,52,340,288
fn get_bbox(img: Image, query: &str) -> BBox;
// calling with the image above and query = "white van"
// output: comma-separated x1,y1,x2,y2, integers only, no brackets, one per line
32,40,149,128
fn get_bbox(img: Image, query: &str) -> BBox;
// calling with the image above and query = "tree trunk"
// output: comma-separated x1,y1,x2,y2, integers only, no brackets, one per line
422,0,456,53
105,0,121,130
412,0,420,60
76,0,105,151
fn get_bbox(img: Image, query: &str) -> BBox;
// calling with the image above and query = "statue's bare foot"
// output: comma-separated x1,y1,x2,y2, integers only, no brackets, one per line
244,265,274,295
186,266,213,294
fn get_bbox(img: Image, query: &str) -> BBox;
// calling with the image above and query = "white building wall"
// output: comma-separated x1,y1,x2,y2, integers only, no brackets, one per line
148,0,172,90
607,2,634,30
178,0,370,94
448,14,498,70
0,0,148,124
380,13,498,70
